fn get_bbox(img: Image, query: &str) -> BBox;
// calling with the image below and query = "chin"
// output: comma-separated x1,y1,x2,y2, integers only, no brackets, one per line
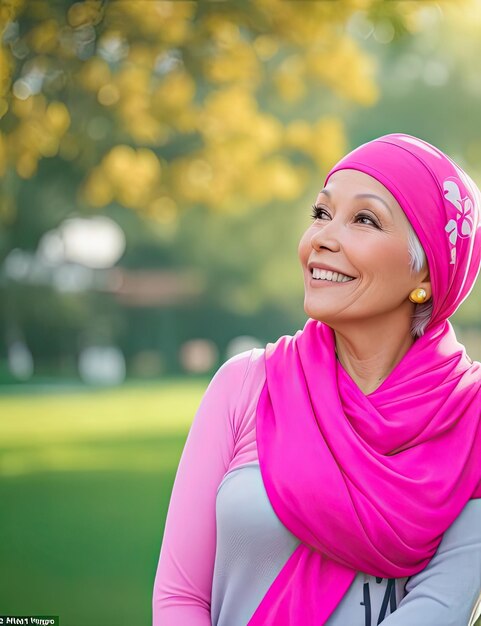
303,302,325,321
304,299,343,324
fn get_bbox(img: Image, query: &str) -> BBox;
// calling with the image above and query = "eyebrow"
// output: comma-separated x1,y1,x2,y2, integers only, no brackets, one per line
318,189,393,216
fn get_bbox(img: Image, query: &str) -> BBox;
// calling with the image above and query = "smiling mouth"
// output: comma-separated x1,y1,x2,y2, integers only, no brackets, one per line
309,268,356,283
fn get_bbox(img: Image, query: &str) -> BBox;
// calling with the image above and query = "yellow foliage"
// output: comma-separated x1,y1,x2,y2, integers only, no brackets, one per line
11,96,32,119
98,84,120,107
127,44,158,70
170,143,307,213
257,0,336,46
153,70,195,111
111,61,181,140
135,148,162,184
0,0,25,30
166,76,344,212
205,41,261,85
247,157,307,203
2,0,436,216
82,168,114,207
307,36,379,105
170,108,197,135
254,115,283,154
46,101,70,134
170,153,234,209
67,1,104,28
170,157,212,204
6,94,71,177
37,135,59,158
0,46,14,93
434,1,481,65
203,16,241,47
16,150,38,179
274,55,307,103
311,117,348,169
111,64,178,140
0,132,6,176
84,145,163,209
103,145,136,179
0,99,7,120
186,159,212,188
200,17,261,85
201,86,259,137
395,1,442,34
253,35,279,61
147,196,178,224
128,114,170,145
28,19,59,54
105,0,194,42
115,66,148,99
59,133,80,161
78,57,111,92
284,116,348,171
21,119,57,157
285,120,312,151
209,113,277,162
0,39,15,119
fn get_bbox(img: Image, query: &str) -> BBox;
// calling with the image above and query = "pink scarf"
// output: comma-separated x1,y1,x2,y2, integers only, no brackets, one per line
248,134,481,625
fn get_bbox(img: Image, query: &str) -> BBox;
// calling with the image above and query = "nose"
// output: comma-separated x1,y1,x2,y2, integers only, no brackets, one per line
310,218,341,252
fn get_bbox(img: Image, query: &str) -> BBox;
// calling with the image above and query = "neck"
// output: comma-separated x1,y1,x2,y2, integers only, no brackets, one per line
332,315,415,395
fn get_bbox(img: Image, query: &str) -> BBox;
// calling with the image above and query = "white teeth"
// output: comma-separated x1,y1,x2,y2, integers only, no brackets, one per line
311,268,354,282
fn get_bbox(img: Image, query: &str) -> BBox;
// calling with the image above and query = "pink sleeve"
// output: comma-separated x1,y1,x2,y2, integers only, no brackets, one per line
152,350,253,625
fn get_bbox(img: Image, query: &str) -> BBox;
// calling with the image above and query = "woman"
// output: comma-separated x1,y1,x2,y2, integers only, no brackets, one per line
152,133,481,625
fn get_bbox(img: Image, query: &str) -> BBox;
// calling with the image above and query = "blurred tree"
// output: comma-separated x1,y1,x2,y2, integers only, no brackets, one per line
0,0,448,222
0,1,445,283
2,0,481,374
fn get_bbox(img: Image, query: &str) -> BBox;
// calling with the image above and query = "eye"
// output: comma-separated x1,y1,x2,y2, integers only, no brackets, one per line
355,213,379,228
310,204,329,221
312,204,380,228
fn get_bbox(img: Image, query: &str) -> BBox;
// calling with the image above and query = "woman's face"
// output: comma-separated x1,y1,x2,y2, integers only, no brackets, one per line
298,168,430,327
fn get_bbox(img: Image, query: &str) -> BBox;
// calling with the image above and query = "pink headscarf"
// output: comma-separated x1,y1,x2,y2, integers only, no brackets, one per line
247,134,481,625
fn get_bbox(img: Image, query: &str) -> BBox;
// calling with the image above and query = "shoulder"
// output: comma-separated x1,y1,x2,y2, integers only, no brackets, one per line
444,497,481,543
209,348,266,425
213,347,265,393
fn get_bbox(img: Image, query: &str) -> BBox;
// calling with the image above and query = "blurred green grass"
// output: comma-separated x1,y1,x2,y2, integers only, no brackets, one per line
0,381,208,626
1,383,479,626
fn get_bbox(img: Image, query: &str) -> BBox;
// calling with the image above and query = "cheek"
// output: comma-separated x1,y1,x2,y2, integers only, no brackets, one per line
359,239,411,283
384,241,411,273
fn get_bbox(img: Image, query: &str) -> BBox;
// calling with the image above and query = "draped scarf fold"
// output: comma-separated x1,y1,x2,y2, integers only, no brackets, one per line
247,134,481,625
248,318,481,625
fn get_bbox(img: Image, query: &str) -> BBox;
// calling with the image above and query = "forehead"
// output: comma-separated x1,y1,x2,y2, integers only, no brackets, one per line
323,169,395,200
321,168,407,221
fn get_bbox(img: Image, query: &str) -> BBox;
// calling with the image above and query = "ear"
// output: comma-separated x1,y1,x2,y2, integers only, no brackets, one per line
418,270,432,301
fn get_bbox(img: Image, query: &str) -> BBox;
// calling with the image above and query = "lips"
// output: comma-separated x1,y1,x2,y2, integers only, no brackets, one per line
307,262,356,279
311,268,354,282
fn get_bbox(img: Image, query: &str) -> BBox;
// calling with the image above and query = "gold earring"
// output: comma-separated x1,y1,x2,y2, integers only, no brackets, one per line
409,288,427,304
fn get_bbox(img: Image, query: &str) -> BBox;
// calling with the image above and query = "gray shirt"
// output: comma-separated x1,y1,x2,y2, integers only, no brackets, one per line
153,348,481,626
212,462,481,626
